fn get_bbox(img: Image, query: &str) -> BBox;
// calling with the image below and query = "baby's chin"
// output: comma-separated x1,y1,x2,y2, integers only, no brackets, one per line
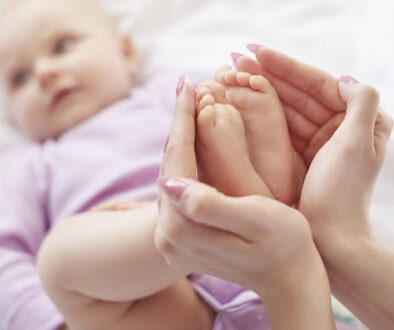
14,84,133,142
23,106,101,142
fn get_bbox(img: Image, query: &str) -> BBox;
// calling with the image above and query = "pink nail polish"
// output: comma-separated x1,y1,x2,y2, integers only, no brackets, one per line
339,75,359,84
231,52,244,64
159,177,187,201
246,43,264,53
176,75,185,97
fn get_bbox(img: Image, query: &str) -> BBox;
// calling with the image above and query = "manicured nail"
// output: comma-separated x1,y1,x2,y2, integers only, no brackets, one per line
231,52,244,64
159,177,187,201
164,135,169,152
246,43,264,53
176,75,185,97
339,75,359,84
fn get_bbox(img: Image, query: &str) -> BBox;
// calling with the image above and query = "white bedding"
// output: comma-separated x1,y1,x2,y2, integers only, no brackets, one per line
1,0,393,249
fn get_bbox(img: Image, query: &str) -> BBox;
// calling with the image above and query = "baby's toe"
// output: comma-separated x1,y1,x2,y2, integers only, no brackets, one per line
198,94,215,114
223,70,238,86
196,86,212,102
198,80,226,103
235,72,252,87
215,64,233,84
249,75,272,93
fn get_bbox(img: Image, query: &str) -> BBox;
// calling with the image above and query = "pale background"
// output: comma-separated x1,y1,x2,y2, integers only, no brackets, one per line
1,0,393,246
0,0,392,325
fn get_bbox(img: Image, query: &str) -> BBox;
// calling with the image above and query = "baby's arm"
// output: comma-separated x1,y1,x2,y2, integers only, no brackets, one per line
0,148,64,330
38,202,213,330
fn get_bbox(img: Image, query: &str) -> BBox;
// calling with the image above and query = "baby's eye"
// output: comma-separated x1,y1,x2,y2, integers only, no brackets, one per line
12,69,31,88
53,37,73,55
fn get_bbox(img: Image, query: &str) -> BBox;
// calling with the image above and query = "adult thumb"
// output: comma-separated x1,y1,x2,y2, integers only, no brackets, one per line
336,77,380,142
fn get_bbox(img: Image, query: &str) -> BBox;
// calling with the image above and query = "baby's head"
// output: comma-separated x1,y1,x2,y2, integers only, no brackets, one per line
0,0,137,141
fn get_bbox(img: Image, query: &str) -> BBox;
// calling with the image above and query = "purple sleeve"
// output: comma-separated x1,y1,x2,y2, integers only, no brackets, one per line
0,146,64,330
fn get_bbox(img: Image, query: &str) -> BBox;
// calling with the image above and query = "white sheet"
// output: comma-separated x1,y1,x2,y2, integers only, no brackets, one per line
0,0,393,249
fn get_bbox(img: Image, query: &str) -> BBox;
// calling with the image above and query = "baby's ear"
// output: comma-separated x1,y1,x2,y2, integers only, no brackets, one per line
120,33,139,76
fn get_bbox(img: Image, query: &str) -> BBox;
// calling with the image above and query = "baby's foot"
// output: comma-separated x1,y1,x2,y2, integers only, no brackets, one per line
198,67,298,205
196,85,272,198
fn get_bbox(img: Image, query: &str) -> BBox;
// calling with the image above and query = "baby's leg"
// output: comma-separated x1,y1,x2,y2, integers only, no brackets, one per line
196,83,272,197
38,203,214,330
199,67,299,204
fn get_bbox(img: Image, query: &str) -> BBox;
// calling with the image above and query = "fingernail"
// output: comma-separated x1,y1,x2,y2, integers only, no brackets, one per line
339,75,359,84
164,135,169,152
176,75,185,97
337,81,352,102
231,52,244,64
246,43,264,53
159,177,187,201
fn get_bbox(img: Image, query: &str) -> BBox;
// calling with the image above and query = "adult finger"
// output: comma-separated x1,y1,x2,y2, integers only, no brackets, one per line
158,177,285,242
303,113,345,165
234,55,336,125
283,104,319,141
161,77,197,179
246,45,346,112
156,77,198,268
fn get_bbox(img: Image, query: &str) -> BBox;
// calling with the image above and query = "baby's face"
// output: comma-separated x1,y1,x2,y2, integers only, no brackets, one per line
0,0,137,141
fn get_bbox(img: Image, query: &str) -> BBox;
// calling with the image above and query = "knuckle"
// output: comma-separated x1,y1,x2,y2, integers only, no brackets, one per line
358,84,380,101
187,189,212,218
154,228,175,255
161,217,185,244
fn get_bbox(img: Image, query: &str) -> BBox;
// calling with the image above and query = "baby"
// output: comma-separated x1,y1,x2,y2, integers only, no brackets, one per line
0,0,301,330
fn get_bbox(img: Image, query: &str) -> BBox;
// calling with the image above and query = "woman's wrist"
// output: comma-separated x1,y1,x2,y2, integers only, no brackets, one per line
257,244,336,330
318,231,394,329
311,213,373,270
307,209,372,261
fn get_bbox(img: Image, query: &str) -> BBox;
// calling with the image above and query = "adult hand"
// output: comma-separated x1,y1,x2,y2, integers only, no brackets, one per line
235,46,394,328
299,79,393,246
155,77,314,292
300,79,394,330
154,77,335,330
233,45,346,166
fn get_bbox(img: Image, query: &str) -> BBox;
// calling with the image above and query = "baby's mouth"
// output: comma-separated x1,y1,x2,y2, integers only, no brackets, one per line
51,87,76,109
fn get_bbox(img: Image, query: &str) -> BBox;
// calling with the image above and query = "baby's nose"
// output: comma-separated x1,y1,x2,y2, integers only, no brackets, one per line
36,58,60,88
